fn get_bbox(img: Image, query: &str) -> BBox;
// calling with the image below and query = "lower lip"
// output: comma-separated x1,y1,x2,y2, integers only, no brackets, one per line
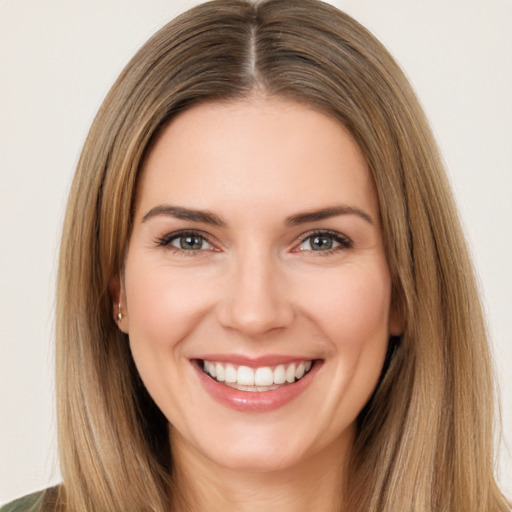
193,360,321,413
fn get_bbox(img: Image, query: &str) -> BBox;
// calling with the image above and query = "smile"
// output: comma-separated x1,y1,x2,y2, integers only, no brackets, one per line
194,357,322,412
202,360,313,391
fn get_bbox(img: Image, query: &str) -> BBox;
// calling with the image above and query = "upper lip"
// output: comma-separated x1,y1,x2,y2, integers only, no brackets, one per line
193,354,318,367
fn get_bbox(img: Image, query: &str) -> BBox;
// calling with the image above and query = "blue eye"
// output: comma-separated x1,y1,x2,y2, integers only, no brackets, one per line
303,234,338,251
158,231,213,252
172,234,209,250
297,231,351,252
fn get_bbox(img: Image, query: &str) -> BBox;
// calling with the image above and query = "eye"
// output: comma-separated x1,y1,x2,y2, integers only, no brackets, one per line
171,233,211,251
157,231,214,252
295,231,352,253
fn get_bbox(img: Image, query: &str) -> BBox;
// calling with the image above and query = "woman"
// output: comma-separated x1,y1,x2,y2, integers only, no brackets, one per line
2,0,510,510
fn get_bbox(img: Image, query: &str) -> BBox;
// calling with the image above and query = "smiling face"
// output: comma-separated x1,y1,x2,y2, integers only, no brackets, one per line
116,96,401,474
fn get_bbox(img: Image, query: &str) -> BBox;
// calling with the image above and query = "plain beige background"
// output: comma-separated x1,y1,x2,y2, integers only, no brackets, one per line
1,0,511,504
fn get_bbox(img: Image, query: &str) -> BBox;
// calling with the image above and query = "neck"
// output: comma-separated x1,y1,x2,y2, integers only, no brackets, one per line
169,429,352,512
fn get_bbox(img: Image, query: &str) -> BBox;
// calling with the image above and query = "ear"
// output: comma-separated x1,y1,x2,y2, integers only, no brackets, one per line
109,273,129,333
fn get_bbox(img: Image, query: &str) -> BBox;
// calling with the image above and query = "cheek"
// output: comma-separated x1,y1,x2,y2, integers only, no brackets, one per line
302,266,392,422
122,264,208,403
300,263,392,348
125,264,213,348
301,263,392,395
122,265,215,427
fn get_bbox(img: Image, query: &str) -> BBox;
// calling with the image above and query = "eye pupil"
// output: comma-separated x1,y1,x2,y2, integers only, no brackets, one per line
311,235,333,250
180,235,203,250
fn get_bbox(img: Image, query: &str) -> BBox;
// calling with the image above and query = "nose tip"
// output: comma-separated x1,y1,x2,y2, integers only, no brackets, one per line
217,266,294,336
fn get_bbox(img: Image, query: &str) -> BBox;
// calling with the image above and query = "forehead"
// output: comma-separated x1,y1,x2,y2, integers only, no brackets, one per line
136,96,377,221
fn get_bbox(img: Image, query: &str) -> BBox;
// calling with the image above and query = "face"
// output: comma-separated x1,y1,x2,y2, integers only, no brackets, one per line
117,96,401,474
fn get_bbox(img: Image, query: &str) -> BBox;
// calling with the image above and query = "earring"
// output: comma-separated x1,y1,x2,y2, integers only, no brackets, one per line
117,302,122,321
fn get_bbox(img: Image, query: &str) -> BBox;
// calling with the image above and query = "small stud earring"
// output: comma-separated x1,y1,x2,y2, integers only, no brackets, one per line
117,302,122,321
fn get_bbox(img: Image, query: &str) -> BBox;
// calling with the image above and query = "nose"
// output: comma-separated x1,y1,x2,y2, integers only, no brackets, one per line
216,252,294,337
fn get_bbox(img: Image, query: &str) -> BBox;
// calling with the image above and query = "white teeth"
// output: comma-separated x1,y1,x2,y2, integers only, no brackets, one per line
286,364,296,383
274,365,286,385
204,361,217,378
202,359,313,388
254,367,274,386
225,364,237,383
237,366,255,386
215,363,225,382
225,382,280,392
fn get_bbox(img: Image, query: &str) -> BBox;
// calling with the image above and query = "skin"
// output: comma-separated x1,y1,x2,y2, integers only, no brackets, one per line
115,95,401,511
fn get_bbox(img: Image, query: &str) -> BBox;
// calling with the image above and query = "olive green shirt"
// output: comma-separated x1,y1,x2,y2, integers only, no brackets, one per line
0,492,44,512
1,488,58,512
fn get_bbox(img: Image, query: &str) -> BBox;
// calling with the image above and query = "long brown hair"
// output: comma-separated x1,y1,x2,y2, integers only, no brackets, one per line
55,1,510,510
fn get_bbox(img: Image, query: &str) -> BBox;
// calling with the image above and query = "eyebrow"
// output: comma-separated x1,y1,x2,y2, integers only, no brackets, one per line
285,205,374,226
141,204,374,227
142,205,226,227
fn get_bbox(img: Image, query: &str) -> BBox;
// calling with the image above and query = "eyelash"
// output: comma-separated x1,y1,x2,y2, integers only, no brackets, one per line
155,229,353,255
155,230,215,256
294,230,353,255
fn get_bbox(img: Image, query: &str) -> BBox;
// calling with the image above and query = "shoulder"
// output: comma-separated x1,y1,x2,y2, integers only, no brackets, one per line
1,487,60,512
1,492,44,512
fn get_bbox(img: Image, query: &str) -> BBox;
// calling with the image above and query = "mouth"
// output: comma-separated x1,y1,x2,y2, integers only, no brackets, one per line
192,354,323,411
199,359,315,392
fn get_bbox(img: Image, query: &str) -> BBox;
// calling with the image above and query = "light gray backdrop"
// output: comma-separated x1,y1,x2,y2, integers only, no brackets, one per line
1,0,510,503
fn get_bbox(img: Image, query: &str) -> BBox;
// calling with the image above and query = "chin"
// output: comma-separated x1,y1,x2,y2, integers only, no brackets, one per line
203,439,308,474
